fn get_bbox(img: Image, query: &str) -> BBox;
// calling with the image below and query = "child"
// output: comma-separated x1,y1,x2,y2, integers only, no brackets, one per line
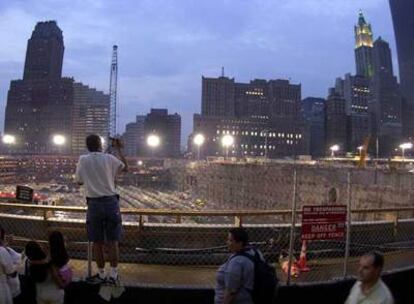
25,240,64,304
48,231,72,288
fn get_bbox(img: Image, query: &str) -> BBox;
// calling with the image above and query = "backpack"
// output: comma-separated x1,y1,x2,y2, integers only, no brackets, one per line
234,248,278,304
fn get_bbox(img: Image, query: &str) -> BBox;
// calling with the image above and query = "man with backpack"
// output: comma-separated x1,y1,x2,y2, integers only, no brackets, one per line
215,227,278,304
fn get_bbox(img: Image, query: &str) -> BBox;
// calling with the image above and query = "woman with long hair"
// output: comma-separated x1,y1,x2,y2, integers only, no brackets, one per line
48,231,72,288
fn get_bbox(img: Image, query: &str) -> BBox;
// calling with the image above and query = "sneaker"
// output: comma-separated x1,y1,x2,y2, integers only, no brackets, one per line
86,274,106,285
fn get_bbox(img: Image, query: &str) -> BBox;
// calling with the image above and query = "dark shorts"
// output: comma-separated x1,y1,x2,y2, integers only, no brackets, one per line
86,195,122,242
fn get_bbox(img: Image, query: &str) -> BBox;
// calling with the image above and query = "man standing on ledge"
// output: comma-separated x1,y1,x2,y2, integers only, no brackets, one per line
345,251,394,304
75,134,128,284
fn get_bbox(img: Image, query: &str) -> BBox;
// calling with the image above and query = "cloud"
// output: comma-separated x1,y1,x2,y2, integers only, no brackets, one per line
0,0,396,142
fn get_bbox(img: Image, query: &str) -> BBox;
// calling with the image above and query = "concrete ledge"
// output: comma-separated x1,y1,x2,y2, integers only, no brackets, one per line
62,267,414,304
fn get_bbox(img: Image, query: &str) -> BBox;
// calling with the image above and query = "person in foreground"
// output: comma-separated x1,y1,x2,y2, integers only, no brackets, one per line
345,251,394,304
0,225,17,304
215,227,279,304
75,134,128,285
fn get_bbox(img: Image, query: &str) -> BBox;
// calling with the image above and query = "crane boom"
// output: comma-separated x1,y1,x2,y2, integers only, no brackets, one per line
109,45,118,137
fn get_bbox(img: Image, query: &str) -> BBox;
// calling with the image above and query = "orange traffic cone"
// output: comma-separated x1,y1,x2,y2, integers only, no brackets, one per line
298,240,310,272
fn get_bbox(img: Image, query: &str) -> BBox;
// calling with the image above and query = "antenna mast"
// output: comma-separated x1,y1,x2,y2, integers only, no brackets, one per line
109,45,118,137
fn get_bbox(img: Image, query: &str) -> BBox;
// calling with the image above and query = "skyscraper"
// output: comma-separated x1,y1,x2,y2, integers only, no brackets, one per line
389,0,414,138
369,37,402,156
123,115,145,157
354,11,374,78
23,21,64,80
302,98,325,157
325,88,347,154
201,76,235,117
4,21,109,154
5,77,74,154
144,109,181,158
335,74,370,152
71,82,110,154
194,76,309,158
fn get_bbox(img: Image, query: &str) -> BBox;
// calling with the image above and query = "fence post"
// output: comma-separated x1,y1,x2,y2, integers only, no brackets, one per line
87,241,92,278
343,170,352,278
393,211,399,239
234,215,242,227
287,168,297,285
139,215,144,229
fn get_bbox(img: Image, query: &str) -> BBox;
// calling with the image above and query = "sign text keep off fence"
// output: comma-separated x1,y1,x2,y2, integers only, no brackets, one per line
301,205,347,241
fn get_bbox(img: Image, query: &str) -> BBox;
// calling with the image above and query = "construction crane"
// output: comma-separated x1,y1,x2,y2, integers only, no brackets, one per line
109,45,118,138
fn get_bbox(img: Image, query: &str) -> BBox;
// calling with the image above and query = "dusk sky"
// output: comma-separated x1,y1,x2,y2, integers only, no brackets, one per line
0,0,396,146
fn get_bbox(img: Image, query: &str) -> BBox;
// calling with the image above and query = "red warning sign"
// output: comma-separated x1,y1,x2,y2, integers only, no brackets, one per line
301,205,347,241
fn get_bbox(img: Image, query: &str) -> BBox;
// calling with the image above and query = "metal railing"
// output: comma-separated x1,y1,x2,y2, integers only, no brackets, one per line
1,202,414,287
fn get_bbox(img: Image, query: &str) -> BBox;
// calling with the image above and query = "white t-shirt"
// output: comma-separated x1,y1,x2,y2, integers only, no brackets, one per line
75,152,125,198
345,279,394,304
0,246,14,304
5,247,21,298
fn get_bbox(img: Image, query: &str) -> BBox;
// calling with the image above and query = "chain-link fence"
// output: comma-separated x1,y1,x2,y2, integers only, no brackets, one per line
1,162,414,288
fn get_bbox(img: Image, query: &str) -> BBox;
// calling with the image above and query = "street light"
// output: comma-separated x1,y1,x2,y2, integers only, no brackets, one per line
2,134,16,145
330,144,340,158
221,134,234,159
52,134,66,154
357,146,363,157
52,134,66,146
147,134,160,148
399,142,413,161
193,133,205,160
147,134,160,157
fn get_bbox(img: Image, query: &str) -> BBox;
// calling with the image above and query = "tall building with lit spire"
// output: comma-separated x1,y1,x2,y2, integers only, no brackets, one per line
354,10,374,78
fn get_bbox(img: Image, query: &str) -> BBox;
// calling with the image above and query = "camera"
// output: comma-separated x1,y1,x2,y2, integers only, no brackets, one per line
109,137,123,149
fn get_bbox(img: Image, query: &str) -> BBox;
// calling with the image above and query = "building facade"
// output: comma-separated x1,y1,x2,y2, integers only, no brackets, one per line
123,116,145,157
71,82,110,154
301,98,326,157
5,78,74,154
369,37,402,156
23,21,64,80
193,115,308,158
193,76,309,158
335,74,371,152
201,76,235,117
325,89,347,154
389,0,414,138
143,109,181,158
389,0,414,139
